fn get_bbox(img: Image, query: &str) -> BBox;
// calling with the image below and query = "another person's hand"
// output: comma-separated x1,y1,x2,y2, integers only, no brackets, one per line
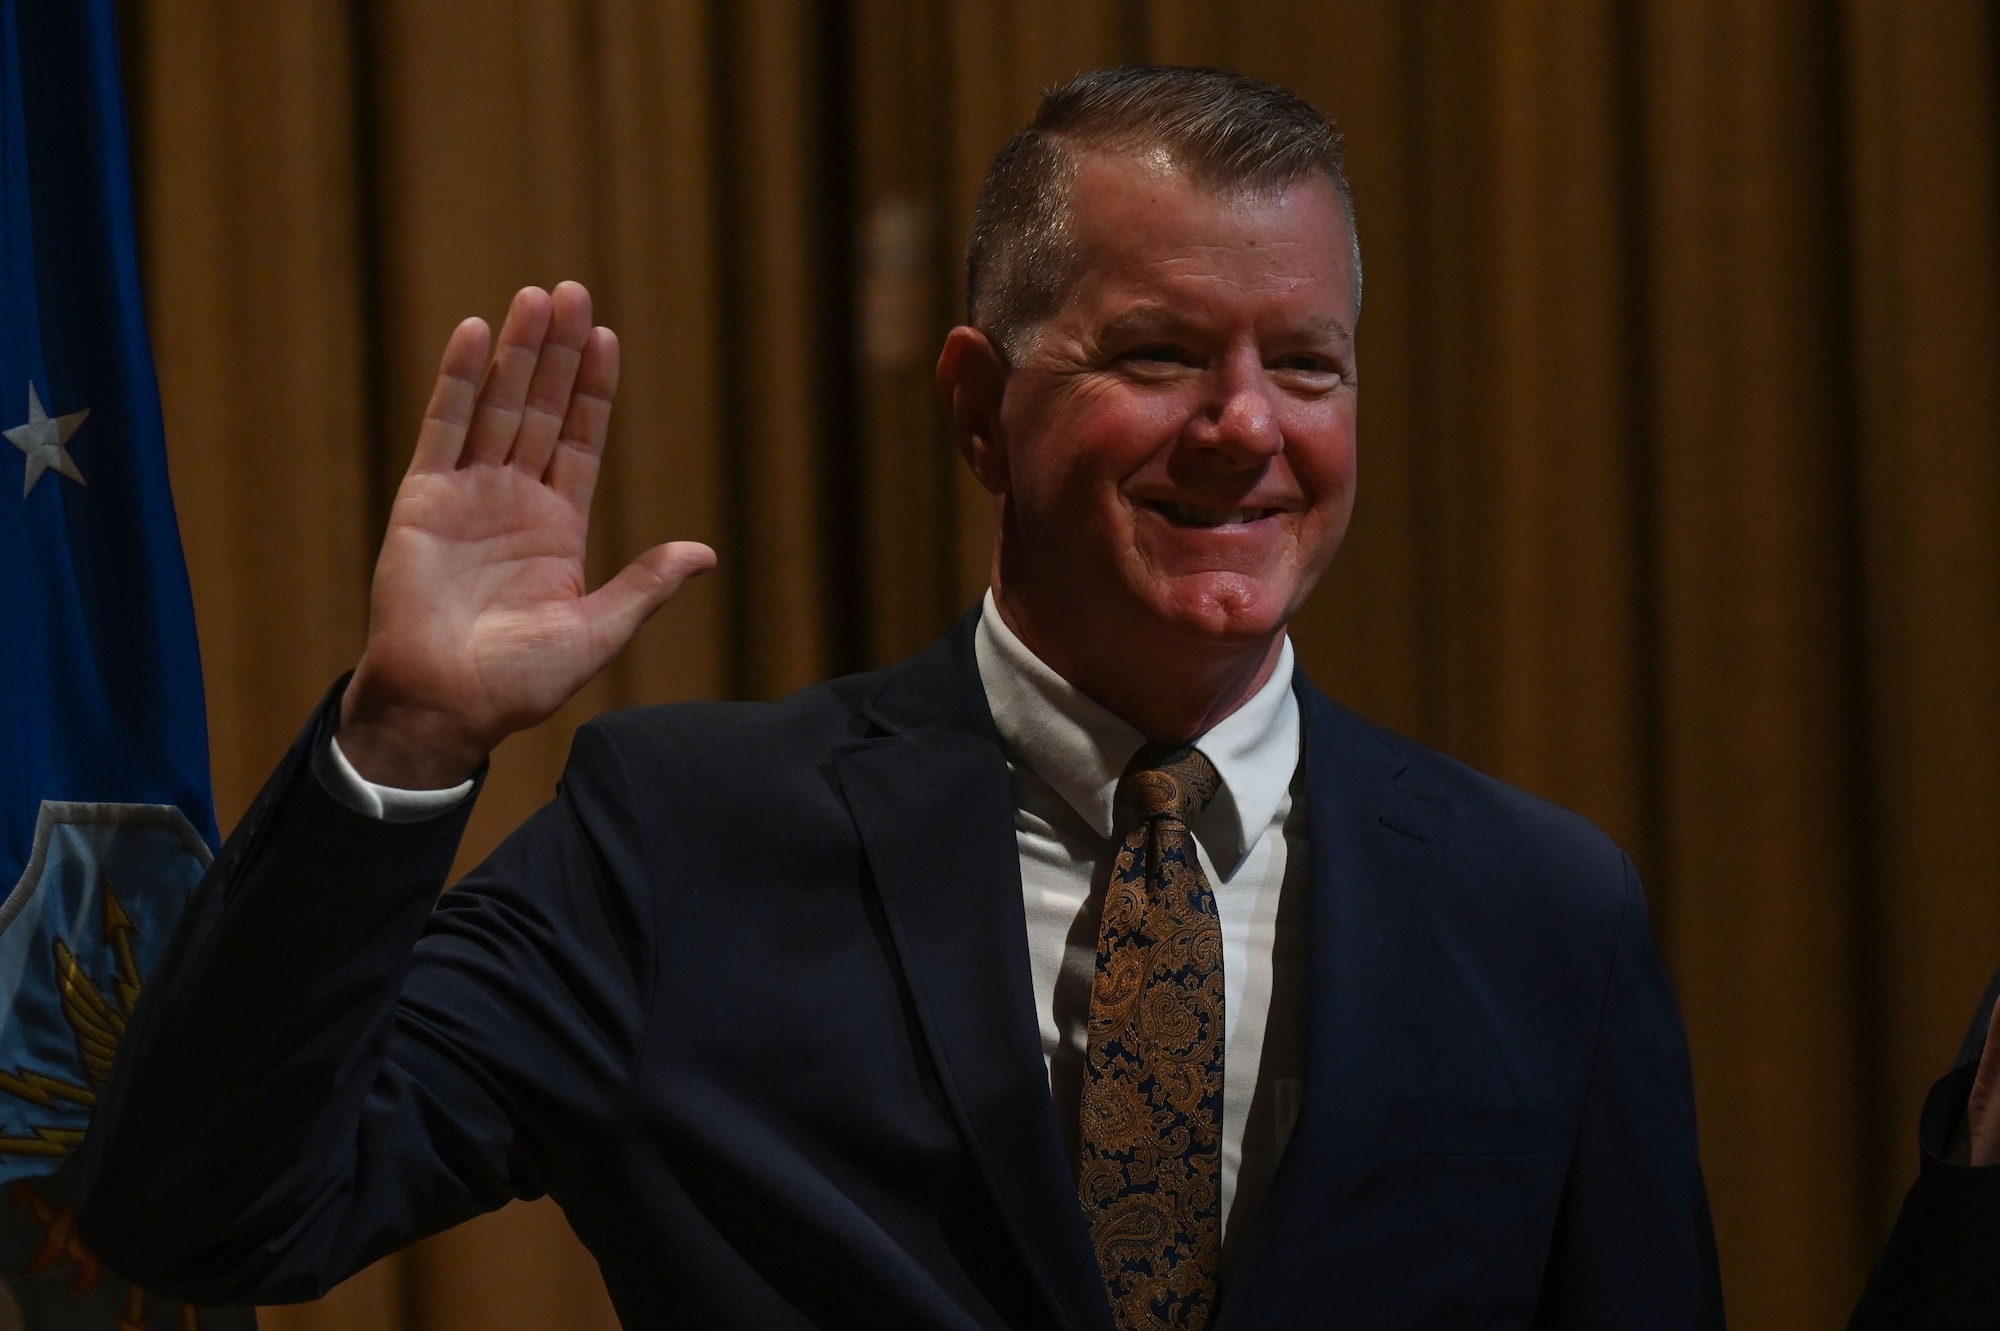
1969,996,2000,1166
336,281,715,788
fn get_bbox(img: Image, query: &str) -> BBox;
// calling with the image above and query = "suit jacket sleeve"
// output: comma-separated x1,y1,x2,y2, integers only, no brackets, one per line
74,680,657,1304
1850,1060,2000,1325
1534,857,1726,1328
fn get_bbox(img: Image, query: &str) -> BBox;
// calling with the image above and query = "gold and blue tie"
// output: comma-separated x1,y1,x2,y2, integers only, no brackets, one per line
1078,744,1225,1330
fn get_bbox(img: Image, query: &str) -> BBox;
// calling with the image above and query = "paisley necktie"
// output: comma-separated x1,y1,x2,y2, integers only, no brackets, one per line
1078,743,1226,1331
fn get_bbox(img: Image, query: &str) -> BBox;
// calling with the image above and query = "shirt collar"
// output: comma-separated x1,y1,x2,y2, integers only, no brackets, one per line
973,590,1301,877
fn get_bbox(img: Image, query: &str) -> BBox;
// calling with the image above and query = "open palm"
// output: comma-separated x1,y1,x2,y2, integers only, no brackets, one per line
338,282,714,788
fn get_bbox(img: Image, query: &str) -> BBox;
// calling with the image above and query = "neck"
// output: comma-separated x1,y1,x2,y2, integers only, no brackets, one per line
991,586,1287,744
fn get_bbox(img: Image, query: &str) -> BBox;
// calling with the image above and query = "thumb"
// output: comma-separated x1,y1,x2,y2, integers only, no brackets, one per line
580,541,718,648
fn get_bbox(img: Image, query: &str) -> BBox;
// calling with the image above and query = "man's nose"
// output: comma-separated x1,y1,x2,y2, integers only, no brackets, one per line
1186,352,1284,466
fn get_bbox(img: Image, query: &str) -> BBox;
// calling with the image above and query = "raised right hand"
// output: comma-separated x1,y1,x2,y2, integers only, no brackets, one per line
336,282,715,789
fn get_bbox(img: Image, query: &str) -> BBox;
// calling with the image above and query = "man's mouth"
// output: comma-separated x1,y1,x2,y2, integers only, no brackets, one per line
1145,500,1279,528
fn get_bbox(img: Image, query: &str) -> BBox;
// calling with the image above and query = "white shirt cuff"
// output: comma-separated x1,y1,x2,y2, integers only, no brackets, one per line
315,734,475,823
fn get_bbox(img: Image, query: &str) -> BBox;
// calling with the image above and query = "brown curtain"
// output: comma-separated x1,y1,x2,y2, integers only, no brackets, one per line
110,2,2000,1327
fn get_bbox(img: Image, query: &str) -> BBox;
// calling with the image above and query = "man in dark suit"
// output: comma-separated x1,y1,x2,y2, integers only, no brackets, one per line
76,67,1723,1327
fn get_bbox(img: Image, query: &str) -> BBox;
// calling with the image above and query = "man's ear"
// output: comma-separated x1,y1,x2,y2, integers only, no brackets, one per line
936,326,1010,495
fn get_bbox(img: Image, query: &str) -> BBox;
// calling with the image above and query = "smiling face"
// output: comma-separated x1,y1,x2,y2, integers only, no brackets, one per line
958,150,1359,715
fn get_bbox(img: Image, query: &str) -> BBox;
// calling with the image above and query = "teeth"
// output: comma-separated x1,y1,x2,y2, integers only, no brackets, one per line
1155,502,1264,527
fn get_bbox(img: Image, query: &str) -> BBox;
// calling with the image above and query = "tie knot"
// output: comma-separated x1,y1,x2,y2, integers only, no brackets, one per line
1116,743,1220,827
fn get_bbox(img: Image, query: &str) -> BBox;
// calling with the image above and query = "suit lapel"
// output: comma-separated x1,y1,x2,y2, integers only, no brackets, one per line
832,623,1113,1331
1215,678,1445,1328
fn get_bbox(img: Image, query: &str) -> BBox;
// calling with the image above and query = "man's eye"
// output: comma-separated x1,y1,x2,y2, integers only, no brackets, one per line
1122,345,1191,366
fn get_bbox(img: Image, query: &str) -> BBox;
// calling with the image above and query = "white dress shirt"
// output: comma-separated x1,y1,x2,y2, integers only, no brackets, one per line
323,595,1307,1251
973,593,1307,1253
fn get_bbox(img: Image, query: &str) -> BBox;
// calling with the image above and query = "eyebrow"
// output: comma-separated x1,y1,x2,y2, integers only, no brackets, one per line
1292,315,1355,344
1097,304,1353,345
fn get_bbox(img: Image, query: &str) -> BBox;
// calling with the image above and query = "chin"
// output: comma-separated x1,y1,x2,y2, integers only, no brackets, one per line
1138,573,1295,646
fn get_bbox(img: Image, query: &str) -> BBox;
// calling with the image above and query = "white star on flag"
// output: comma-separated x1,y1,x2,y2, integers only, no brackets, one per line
6,383,89,497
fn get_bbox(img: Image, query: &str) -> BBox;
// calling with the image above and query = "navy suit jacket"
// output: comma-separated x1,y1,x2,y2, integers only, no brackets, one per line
77,618,1723,1327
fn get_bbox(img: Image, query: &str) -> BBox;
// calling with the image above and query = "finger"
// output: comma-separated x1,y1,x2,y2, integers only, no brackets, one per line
463,287,553,467
408,318,492,474
509,280,595,477
578,541,717,655
1970,999,2000,1165
547,326,621,510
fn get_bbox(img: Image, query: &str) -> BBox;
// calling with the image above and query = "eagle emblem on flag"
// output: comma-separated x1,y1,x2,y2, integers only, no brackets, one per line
0,803,210,1171
0,805,223,1329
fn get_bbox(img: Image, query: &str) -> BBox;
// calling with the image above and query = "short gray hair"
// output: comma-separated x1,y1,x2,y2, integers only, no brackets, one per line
966,65,1362,360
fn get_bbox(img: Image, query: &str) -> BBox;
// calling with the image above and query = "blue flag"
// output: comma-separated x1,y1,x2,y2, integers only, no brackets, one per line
0,1,253,1326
